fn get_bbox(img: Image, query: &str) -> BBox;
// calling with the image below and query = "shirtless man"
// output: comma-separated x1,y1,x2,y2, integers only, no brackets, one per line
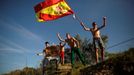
80,17,106,63
57,33,85,67
59,42,66,65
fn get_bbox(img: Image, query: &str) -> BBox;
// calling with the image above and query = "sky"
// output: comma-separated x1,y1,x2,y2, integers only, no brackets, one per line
0,0,134,74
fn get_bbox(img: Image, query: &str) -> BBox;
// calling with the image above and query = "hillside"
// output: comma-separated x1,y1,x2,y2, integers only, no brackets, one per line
3,48,134,75
80,48,134,75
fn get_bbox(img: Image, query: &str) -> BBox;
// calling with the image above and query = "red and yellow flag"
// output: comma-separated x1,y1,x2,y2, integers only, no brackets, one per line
34,0,74,22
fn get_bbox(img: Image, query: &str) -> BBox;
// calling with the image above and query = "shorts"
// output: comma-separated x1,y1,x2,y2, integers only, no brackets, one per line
93,38,104,49
60,51,64,59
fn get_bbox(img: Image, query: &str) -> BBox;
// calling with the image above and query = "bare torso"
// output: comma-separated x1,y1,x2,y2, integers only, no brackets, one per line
65,38,76,48
60,46,65,52
91,28,101,38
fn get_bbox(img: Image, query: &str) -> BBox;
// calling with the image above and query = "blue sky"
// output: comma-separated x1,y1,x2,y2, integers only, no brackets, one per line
0,0,134,74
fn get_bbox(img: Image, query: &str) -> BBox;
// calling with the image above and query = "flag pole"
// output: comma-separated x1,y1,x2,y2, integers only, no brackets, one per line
73,14,82,23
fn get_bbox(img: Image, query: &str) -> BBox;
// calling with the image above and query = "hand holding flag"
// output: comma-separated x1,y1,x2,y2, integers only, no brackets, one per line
73,14,85,26
73,14,81,23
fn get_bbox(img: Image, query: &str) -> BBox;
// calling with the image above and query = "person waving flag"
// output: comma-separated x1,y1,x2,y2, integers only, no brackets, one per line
34,0,74,22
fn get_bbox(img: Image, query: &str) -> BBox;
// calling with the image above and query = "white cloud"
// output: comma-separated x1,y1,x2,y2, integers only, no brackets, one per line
0,15,45,54
0,36,31,53
0,16,44,42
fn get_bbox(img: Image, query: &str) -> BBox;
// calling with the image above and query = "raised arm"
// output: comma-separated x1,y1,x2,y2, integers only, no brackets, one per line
73,14,90,31
62,42,66,47
98,17,106,30
103,17,106,26
80,22,90,31
57,33,65,42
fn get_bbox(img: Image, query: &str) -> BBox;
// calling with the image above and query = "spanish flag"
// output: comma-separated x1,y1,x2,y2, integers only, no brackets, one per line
34,0,74,22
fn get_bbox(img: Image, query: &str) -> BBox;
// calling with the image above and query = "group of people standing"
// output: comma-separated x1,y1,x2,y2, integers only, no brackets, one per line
39,16,106,74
